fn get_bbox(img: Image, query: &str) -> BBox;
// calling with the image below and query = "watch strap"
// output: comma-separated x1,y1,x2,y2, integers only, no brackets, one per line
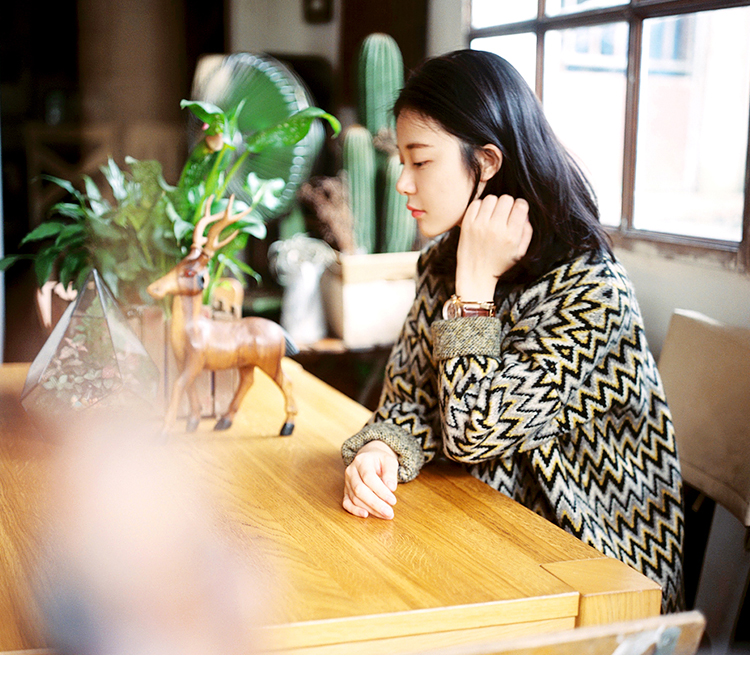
442,294,497,319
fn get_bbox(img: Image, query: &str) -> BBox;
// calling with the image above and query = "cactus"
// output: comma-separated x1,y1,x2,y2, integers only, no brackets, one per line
339,33,415,254
358,33,404,138
383,152,416,253
342,125,377,254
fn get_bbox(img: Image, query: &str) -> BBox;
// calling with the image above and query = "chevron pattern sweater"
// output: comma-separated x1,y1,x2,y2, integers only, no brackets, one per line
342,237,685,613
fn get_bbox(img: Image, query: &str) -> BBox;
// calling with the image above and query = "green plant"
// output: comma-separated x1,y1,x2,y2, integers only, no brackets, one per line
342,125,377,254
1,100,340,307
342,33,415,254
174,100,339,303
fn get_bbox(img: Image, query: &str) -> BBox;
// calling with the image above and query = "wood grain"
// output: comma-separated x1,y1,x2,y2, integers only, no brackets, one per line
0,360,661,653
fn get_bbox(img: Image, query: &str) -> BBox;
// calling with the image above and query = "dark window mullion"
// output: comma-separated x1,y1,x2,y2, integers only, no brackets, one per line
537,0,546,100
621,15,643,233
740,99,750,267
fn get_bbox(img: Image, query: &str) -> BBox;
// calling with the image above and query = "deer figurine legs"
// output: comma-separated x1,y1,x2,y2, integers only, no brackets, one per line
214,365,256,431
272,367,297,436
214,364,297,436
162,356,205,434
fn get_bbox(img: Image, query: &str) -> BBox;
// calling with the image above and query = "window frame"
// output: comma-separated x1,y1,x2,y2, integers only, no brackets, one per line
467,0,750,270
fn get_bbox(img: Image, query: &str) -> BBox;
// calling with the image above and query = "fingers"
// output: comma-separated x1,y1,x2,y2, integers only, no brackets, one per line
506,197,531,261
344,468,396,519
342,450,399,520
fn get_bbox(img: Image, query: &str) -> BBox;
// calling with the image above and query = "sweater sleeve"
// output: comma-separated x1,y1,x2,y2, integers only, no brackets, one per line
341,246,448,482
431,256,629,464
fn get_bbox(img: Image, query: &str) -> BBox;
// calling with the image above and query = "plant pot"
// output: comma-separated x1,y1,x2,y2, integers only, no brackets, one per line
320,251,419,349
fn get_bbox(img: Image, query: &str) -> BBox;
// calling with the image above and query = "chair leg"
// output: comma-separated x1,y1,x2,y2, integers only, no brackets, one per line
693,504,750,653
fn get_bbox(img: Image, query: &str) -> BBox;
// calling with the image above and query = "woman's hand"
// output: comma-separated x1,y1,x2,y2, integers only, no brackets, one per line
456,195,533,301
343,441,399,519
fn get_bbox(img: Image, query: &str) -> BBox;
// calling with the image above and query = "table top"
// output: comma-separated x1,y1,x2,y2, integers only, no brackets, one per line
0,360,661,654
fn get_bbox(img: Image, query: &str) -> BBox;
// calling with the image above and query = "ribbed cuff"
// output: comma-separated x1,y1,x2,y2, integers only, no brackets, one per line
341,422,426,483
432,317,501,360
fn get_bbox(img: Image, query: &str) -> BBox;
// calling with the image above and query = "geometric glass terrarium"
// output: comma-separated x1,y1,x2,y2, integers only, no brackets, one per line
21,270,160,439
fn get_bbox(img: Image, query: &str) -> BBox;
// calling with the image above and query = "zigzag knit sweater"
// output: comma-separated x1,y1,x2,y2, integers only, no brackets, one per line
342,236,685,614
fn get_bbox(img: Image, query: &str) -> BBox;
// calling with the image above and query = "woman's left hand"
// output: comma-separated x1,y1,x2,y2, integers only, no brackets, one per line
455,195,533,301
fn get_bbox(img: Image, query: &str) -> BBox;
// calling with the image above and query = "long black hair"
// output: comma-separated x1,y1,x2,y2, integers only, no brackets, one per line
394,49,612,283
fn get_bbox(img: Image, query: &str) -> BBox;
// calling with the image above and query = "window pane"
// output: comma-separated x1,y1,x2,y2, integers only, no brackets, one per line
546,0,627,16
543,23,629,227
634,8,750,241
471,33,537,90
471,0,537,29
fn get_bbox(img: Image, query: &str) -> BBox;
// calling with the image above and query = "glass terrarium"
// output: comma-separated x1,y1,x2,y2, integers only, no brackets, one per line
21,270,160,439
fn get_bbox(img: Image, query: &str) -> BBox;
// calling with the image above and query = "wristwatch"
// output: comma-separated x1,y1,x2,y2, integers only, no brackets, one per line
442,294,497,319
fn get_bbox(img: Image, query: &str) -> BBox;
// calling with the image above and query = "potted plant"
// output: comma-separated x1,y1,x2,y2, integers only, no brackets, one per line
1,100,339,309
2,98,339,414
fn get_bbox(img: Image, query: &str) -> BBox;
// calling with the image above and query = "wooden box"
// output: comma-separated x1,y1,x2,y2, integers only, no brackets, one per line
320,251,420,349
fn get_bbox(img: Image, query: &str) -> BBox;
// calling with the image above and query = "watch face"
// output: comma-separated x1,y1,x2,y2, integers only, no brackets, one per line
442,297,461,319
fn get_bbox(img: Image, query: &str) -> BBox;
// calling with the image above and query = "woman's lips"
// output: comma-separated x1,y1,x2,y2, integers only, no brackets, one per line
407,205,425,219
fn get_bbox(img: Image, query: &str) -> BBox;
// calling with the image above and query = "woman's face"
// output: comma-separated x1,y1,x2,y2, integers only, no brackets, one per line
395,110,479,239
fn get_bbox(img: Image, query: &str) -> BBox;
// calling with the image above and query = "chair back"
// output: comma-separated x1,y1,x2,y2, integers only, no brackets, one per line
427,611,706,655
658,309,750,527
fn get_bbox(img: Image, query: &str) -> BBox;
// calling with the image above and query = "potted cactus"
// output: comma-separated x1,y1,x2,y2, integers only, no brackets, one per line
343,32,417,255
320,33,420,349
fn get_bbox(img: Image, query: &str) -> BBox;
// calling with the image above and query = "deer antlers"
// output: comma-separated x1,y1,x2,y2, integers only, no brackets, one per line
190,195,255,258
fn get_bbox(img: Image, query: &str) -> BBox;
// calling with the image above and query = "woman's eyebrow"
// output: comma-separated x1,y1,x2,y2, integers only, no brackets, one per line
405,142,433,150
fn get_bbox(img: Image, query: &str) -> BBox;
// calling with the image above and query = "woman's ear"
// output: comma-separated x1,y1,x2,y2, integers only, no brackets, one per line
478,144,503,181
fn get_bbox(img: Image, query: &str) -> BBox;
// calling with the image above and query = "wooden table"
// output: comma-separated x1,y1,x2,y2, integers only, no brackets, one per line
0,361,661,654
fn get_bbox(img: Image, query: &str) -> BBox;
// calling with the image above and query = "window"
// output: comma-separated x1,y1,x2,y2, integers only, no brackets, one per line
469,1,750,264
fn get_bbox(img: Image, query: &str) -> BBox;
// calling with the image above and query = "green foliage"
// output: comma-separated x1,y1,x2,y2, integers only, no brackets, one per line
383,152,416,252
0,158,183,306
343,32,415,254
342,125,377,254
0,100,340,307
358,33,404,138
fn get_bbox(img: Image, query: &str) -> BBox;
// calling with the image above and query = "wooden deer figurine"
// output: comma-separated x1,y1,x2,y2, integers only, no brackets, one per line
147,195,297,436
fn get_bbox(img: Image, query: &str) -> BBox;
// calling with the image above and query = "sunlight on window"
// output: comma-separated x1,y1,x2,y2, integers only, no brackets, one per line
634,8,750,241
471,0,537,29
543,23,629,227
546,0,627,16
471,33,537,90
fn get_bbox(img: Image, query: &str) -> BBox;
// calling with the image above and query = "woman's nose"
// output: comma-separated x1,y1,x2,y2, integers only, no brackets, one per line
396,167,413,196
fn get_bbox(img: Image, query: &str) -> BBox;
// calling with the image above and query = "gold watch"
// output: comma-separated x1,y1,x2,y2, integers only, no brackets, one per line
442,294,497,319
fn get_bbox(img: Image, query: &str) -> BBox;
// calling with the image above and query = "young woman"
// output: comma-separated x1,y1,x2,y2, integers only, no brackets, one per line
341,50,684,614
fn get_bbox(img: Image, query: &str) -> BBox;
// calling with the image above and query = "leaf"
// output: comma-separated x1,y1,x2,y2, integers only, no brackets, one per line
103,157,127,202
180,99,226,136
0,254,31,271
244,107,341,154
51,202,86,221
34,245,61,287
41,175,81,201
220,253,261,285
247,174,285,212
83,175,109,218
20,221,66,245
236,213,267,240
58,250,88,290
54,224,87,249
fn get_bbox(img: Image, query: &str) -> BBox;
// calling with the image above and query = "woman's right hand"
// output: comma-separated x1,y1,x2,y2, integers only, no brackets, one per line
456,194,533,302
343,441,399,520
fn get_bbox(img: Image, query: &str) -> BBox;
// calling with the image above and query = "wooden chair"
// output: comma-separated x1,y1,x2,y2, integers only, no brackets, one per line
658,309,750,653
427,611,706,655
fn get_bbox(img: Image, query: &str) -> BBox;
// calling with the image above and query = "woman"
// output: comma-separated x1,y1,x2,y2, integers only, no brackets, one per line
341,50,684,613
